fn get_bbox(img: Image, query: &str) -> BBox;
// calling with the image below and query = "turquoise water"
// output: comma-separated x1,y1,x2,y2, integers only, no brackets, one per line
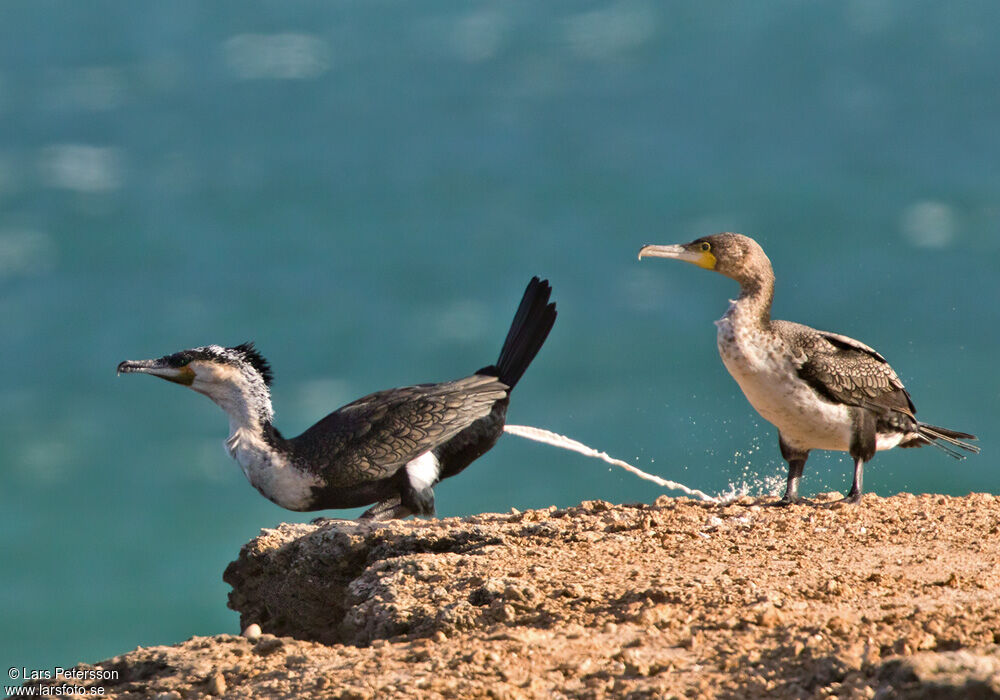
2,1,998,676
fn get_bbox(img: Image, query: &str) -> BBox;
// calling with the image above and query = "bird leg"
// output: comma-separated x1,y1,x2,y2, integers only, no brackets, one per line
824,457,864,506
825,411,874,506
401,483,436,518
844,457,864,503
359,497,414,521
768,438,809,506
823,457,865,508
766,457,807,506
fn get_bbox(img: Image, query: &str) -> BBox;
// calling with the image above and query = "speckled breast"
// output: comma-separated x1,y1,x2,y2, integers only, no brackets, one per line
715,315,854,452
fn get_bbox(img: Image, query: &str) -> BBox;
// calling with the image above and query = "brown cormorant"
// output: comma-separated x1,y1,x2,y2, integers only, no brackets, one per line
118,277,556,519
639,233,978,505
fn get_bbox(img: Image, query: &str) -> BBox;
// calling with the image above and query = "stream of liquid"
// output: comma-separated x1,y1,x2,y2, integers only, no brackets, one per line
504,424,720,503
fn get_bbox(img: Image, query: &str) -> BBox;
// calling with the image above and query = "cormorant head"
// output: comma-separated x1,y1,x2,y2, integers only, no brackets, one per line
638,233,773,288
118,342,274,421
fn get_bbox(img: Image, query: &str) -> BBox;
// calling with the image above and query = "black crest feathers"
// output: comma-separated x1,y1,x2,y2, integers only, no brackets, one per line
233,342,274,386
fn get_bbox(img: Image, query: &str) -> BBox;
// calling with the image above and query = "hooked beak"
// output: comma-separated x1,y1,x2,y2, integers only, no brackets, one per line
117,358,194,386
638,243,715,270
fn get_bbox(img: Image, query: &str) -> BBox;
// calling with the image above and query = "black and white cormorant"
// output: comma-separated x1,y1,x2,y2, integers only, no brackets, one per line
638,233,978,505
118,277,556,520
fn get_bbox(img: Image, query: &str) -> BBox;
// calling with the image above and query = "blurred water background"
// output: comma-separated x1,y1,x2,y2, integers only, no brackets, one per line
2,0,998,675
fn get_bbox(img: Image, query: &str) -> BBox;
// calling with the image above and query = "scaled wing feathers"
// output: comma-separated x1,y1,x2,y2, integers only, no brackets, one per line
776,321,916,416
289,375,508,487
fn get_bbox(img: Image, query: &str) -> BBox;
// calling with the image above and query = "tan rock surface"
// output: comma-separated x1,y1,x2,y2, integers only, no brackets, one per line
19,493,1000,699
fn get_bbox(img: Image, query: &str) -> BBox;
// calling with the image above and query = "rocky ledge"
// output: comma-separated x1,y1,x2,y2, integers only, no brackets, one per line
19,493,1000,699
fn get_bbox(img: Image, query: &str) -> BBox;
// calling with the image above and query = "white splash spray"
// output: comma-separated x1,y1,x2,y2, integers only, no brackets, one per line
716,423,784,502
504,424,719,503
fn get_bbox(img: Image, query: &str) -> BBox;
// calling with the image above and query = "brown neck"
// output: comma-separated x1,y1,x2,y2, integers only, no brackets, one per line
730,263,775,329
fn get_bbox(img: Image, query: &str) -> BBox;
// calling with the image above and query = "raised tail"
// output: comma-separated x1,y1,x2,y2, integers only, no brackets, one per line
483,277,557,389
911,422,980,459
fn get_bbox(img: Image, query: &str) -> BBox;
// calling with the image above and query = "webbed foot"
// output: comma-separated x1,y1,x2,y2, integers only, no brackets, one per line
764,495,813,507
359,497,414,521
821,491,863,508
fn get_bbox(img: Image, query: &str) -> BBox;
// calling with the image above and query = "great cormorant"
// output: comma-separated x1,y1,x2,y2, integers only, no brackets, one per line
639,233,978,505
118,277,556,519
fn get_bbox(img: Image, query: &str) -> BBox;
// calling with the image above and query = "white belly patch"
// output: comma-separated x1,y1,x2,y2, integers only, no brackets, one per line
406,451,441,491
716,316,853,452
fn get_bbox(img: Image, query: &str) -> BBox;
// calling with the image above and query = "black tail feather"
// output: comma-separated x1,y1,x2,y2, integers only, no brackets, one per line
914,422,980,460
489,277,557,389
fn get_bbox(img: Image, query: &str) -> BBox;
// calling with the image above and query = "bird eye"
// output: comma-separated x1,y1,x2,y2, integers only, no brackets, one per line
700,241,711,252
169,354,192,368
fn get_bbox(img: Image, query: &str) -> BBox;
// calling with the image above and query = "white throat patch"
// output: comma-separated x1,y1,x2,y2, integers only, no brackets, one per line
225,425,320,511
